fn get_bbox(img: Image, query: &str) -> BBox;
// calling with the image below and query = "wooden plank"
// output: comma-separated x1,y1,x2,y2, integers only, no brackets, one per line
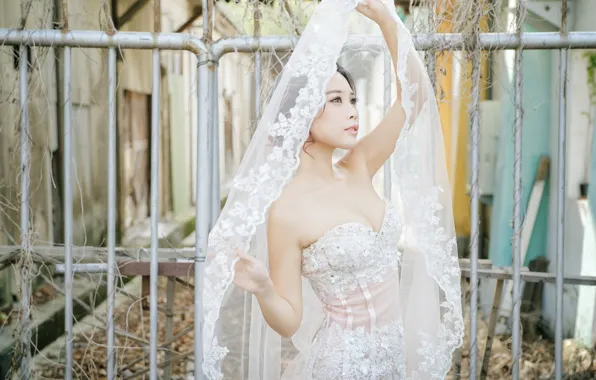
458,258,493,270
119,261,195,277
120,90,151,231
500,156,550,333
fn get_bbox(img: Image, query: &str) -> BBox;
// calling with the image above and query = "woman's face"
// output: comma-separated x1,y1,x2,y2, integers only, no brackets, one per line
310,71,359,149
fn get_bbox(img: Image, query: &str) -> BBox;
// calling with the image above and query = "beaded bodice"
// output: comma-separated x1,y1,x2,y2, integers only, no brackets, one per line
298,199,407,379
302,199,402,302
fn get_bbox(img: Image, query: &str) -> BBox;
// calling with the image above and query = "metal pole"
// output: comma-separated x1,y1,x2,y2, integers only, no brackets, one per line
210,32,596,57
2,29,596,52
254,55,262,122
555,1,568,378
211,63,220,226
149,47,161,380
196,0,212,374
63,45,74,380
163,277,176,380
468,48,481,380
253,1,262,124
18,43,32,380
0,29,209,54
106,47,117,380
511,2,526,378
195,52,211,380
383,52,391,199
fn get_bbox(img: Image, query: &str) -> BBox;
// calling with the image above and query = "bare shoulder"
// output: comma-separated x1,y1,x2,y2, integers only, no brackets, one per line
267,181,305,238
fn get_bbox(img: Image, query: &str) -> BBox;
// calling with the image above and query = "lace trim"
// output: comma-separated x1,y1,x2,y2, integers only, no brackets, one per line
201,3,355,378
393,14,464,380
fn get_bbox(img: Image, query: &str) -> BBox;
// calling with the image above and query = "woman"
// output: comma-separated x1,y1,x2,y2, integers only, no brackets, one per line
201,1,464,379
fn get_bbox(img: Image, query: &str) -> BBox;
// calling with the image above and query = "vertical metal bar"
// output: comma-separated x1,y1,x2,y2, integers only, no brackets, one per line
163,277,176,380
106,47,117,380
383,51,391,199
555,2,568,378
511,2,526,378
468,46,481,378
253,0,262,138
425,0,437,90
195,52,211,380
63,45,74,380
425,54,436,93
254,55,261,123
211,63,220,225
203,0,211,40
18,43,32,380
554,49,567,380
196,0,211,374
149,47,161,380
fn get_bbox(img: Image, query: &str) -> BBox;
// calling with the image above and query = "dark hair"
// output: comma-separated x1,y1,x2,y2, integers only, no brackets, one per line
303,63,355,156
336,63,356,94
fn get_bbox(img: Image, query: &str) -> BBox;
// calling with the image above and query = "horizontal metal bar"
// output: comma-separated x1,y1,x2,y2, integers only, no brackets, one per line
48,257,596,286
460,268,596,286
0,245,200,262
3,29,595,57
0,29,208,55
7,245,596,285
55,261,196,276
212,32,596,58
4,246,489,268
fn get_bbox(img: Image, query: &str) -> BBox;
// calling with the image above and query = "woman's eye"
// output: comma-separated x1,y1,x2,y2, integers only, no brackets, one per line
330,97,342,103
351,98,358,105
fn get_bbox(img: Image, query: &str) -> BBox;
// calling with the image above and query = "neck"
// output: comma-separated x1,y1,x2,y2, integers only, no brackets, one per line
296,141,338,183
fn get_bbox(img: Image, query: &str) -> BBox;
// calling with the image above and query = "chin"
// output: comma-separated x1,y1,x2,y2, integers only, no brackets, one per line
336,136,358,150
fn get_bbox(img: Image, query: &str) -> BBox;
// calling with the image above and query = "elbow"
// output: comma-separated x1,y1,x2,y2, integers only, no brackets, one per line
276,321,301,338
278,330,295,339
270,315,302,338
281,326,300,338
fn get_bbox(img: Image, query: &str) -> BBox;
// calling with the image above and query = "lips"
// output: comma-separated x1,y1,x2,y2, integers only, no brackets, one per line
345,125,359,134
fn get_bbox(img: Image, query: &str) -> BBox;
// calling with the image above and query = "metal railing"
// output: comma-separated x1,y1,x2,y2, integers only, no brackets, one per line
1,1,596,379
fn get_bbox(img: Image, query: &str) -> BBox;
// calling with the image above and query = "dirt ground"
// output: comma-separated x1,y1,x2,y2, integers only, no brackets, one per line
23,277,596,379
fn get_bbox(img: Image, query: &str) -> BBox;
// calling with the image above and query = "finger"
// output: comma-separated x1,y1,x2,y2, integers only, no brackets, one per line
355,4,368,13
234,258,250,273
237,250,257,264
355,4,372,17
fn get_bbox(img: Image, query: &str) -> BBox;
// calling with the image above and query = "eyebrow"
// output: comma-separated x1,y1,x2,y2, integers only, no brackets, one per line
326,90,355,96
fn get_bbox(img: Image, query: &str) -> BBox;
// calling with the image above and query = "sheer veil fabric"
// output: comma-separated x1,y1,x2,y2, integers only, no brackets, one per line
201,1,464,379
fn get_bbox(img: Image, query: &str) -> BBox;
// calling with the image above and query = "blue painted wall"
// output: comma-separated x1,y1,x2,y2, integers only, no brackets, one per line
489,25,552,267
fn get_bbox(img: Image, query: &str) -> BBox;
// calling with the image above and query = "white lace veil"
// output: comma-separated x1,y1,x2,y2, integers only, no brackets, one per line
201,1,464,379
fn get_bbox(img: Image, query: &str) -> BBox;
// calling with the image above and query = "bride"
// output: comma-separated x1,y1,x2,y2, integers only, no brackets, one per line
201,1,464,379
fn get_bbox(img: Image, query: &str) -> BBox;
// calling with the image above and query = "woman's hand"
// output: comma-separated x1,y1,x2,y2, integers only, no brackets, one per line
233,250,274,296
355,0,393,27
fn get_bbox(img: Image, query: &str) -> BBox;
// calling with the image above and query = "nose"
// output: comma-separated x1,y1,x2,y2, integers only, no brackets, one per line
348,103,358,120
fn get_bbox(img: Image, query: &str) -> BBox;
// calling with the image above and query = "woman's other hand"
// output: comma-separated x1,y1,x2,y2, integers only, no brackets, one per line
355,0,393,27
233,249,274,296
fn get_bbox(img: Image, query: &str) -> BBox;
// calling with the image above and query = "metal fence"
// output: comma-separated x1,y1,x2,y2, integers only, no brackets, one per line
2,1,596,380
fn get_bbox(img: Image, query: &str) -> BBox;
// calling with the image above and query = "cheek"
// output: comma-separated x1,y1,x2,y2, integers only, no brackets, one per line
310,111,342,142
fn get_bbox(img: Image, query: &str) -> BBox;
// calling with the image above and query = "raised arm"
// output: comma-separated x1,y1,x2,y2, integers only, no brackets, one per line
350,0,431,177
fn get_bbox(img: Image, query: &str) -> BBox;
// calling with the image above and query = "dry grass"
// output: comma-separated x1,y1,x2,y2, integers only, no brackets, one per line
16,276,594,379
